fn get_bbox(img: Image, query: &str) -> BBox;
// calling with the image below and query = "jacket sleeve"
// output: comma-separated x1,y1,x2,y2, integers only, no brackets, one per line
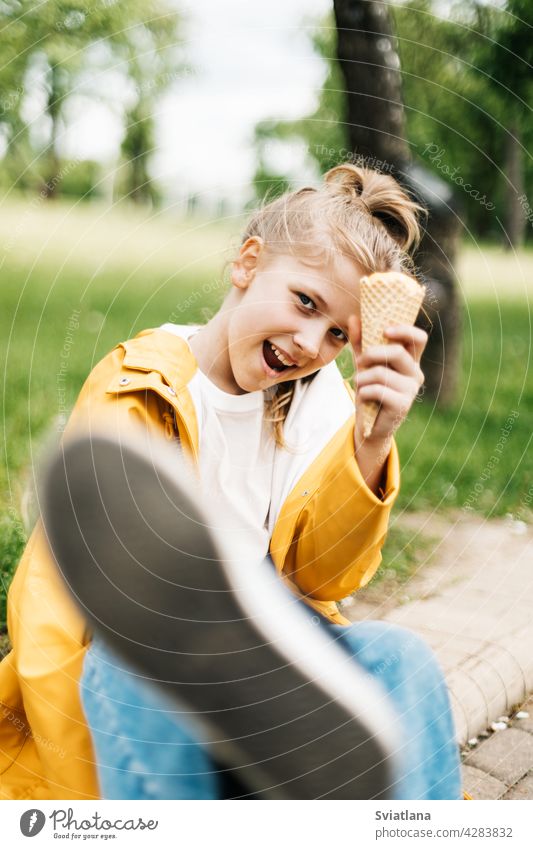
281,417,400,602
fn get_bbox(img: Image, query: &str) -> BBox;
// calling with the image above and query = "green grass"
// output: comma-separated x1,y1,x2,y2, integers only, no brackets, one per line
0,197,531,631
360,521,441,600
0,513,26,637
0,634,10,658
394,298,532,516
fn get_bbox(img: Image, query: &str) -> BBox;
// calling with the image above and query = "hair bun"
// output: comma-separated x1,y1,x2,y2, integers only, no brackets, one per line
324,162,424,252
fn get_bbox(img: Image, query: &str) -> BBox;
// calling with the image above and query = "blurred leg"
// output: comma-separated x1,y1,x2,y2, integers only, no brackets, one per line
80,639,220,800
82,620,461,801
330,620,462,800
53,432,456,799
50,434,398,800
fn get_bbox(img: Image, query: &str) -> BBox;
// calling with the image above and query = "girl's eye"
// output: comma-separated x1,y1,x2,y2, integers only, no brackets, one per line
297,293,346,341
297,292,315,310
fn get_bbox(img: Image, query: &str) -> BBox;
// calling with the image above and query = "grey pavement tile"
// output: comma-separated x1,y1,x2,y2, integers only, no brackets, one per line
447,667,496,740
398,627,485,659
476,609,533,640
429,629,486,655
449,691,468,746
497,628,533,695
511,716,533,735
434,645,473,673
460,652,524,719
386,603,486,639
388,602,515,644
502,773,533,800
465,728,533,786
354,518,533,757
438,585,524,616
462,765,507,800
478,642,529,689
471,573,533,600
511,697,533,735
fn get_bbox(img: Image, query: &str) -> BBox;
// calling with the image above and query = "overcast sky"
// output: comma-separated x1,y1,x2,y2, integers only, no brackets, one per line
62,0,332,205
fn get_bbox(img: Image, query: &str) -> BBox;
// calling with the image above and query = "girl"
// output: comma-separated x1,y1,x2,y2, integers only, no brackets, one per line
0,164,462,800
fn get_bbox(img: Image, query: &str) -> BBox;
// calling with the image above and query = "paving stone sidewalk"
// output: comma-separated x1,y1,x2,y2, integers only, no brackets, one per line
461,695,533,799
345,511,533,800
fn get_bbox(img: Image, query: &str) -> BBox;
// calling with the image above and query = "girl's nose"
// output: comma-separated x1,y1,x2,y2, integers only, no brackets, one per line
293,328,322,360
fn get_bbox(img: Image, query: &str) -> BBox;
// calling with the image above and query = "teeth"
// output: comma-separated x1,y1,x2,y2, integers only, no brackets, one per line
270,343,292,367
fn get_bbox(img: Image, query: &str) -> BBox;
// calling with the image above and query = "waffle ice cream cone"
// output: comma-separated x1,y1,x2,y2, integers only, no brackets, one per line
359,271,426,439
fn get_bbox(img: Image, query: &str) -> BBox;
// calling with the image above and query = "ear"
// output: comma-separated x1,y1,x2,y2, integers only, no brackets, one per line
230,237,264,290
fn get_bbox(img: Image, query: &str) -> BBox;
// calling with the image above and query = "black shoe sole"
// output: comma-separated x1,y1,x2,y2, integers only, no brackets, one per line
42,429,399,799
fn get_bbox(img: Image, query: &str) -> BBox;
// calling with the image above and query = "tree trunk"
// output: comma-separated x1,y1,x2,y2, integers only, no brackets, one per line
121,104,155,206
333,0,462,406
503,111,525,249
42,62,62,199
334,0,409,169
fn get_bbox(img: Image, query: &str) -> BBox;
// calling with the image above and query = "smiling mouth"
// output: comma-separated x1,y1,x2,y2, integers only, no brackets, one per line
262,341,297,373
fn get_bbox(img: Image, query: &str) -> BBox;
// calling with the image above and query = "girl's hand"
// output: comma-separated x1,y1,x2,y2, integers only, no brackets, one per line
348,315,428,445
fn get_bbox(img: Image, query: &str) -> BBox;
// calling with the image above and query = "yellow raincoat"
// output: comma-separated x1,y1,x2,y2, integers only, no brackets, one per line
0,328,399,799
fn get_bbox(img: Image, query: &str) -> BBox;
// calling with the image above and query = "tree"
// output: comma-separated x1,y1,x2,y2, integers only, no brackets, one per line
119,100,157,204
334,0,409,168
0,0,183,202
332,0,464,406
394,0,533,248
251,1,533,247
475,0,533,247
250,151,291,205
393,0,504,239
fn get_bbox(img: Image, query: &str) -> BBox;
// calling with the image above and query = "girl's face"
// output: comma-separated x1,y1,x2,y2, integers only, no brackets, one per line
223,240,364,393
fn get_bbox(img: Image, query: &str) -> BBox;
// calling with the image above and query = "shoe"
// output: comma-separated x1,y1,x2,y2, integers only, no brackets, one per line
42,428,400,799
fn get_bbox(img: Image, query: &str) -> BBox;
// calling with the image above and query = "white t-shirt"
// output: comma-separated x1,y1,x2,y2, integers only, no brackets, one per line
160,323,354,566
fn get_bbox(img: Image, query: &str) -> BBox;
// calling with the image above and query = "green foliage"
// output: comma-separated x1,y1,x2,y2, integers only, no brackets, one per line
0,1,183,202
118,102,160,205
480,0,533,97
335,292,533,517
393,1,502,234
0,633,9,657
394,0,533,240
59,160,104,200
394,297,532,515
0,513,26,637
251,2,533,241
251,160,291,206
368,521,441,595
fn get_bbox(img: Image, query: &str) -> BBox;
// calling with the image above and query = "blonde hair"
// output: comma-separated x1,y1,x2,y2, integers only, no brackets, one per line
242,162,426,446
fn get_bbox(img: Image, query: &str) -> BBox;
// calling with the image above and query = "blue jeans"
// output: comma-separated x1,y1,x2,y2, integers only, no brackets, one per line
80,618,462,800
